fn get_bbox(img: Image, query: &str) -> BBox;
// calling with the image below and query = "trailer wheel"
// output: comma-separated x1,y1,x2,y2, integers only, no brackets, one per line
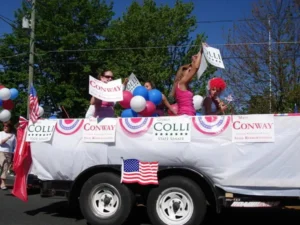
147,176,206,225
79,172,134,225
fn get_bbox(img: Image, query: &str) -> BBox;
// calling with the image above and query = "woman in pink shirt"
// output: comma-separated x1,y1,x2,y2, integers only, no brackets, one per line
169,49,202,116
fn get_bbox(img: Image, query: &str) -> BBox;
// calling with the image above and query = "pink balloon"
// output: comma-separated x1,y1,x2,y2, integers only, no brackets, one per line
119,91,133,109
168,103,178,116
139,101,156,117
2,100,14,110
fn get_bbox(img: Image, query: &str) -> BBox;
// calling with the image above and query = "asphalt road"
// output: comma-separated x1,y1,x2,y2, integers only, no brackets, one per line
2,178,300,225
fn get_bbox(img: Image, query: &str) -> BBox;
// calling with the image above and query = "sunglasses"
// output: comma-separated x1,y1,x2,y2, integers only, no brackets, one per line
103,75,114,79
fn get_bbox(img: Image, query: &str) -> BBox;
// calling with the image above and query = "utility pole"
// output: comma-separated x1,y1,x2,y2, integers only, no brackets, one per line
27,0,36,119
268,16,272,114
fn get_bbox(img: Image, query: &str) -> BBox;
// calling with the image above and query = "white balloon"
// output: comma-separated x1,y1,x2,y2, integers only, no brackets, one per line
130,96,146,113
38,106,44,117
0,109,11,122
193,95,204,110
0,88,11,101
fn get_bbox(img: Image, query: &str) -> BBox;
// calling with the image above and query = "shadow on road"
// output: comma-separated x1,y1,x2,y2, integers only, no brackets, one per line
24,200,150,225
22,198,300,225
203,207,300,225
25,201,84,221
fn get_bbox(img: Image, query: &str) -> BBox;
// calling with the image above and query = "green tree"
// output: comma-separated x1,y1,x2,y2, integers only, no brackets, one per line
101,0,214,107
0,0,114,118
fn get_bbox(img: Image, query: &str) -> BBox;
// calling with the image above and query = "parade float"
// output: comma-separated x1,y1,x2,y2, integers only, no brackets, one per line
24,78,300,225
16,47,300,225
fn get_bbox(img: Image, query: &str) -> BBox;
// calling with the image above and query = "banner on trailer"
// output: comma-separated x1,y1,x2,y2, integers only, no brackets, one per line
83,118,117,143
232,114,275,142
26,120,56,142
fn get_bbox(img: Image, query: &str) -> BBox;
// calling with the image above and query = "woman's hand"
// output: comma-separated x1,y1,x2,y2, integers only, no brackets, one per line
219,102,228,113
123,78,129,85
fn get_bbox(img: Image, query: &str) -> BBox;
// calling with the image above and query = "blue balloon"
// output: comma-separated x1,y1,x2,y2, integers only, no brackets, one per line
196,112,202,116
133,86,149,100
148,89,162,105
10,88,19,100
0,99,2,107
121,109,138,118
49,115,57,119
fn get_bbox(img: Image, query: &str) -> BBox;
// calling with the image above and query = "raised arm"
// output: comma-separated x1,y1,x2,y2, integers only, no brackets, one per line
179,49,202,85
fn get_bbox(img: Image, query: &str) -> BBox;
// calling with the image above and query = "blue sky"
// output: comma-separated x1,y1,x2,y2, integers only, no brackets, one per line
1,0,256,45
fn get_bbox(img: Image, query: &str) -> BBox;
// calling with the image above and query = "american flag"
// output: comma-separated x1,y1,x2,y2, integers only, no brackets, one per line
121,159,159,185
29,83,39,122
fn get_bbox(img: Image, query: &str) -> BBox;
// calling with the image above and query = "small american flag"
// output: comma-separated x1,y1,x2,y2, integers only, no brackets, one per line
121,159,159,185
29,83,39,123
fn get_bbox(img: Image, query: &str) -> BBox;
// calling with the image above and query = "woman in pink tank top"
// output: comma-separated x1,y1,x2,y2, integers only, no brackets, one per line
169,48,203,116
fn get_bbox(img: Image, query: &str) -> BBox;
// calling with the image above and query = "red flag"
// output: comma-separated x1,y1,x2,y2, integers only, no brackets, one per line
11,117,32,202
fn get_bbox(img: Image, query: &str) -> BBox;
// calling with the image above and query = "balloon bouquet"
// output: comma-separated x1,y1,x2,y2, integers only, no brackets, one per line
119,86,163,117
167,95,204,116
0,86,19,122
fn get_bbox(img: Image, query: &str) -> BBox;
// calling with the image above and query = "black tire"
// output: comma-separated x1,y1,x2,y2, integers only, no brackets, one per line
147,176,207,225
79,172,134,225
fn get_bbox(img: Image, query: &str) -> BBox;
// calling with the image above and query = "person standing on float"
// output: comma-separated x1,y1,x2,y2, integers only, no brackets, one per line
202,77,227,115
90,70,128,118
144,81,177,116
169,48,203,116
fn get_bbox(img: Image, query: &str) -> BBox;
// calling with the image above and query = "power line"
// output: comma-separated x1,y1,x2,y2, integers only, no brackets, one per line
0,15,17,29
196,16,300,24
0,41,299,60
0,14,17,25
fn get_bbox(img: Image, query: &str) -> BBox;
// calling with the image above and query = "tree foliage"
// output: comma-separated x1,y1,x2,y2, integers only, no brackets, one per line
223,0,300,114
0,0,213,119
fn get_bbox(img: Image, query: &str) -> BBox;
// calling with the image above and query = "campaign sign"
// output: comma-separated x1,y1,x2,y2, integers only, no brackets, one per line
89,75,123,102
26,120,57,142
232,114,275,142
126,73,141,92
83,117,117,143
152,117,191,142
203,45,225,69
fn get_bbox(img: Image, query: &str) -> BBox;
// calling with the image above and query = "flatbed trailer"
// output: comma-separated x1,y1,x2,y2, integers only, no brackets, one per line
28,114,300,225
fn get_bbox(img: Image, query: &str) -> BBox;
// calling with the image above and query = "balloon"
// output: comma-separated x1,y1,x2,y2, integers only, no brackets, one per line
196,112,202,116
49,115,57,119
148,89,163,105
121,109,138,117
139,101,156,117
168,103,178,116
130,96,146,113
0,85,5,90
9,88,19,100
2,100,14,110
133,86,149,100
193,95,204,110
38,106,44,117
119,91,133,109
0,99,2,107
0,109,11,122
0,88,11,100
